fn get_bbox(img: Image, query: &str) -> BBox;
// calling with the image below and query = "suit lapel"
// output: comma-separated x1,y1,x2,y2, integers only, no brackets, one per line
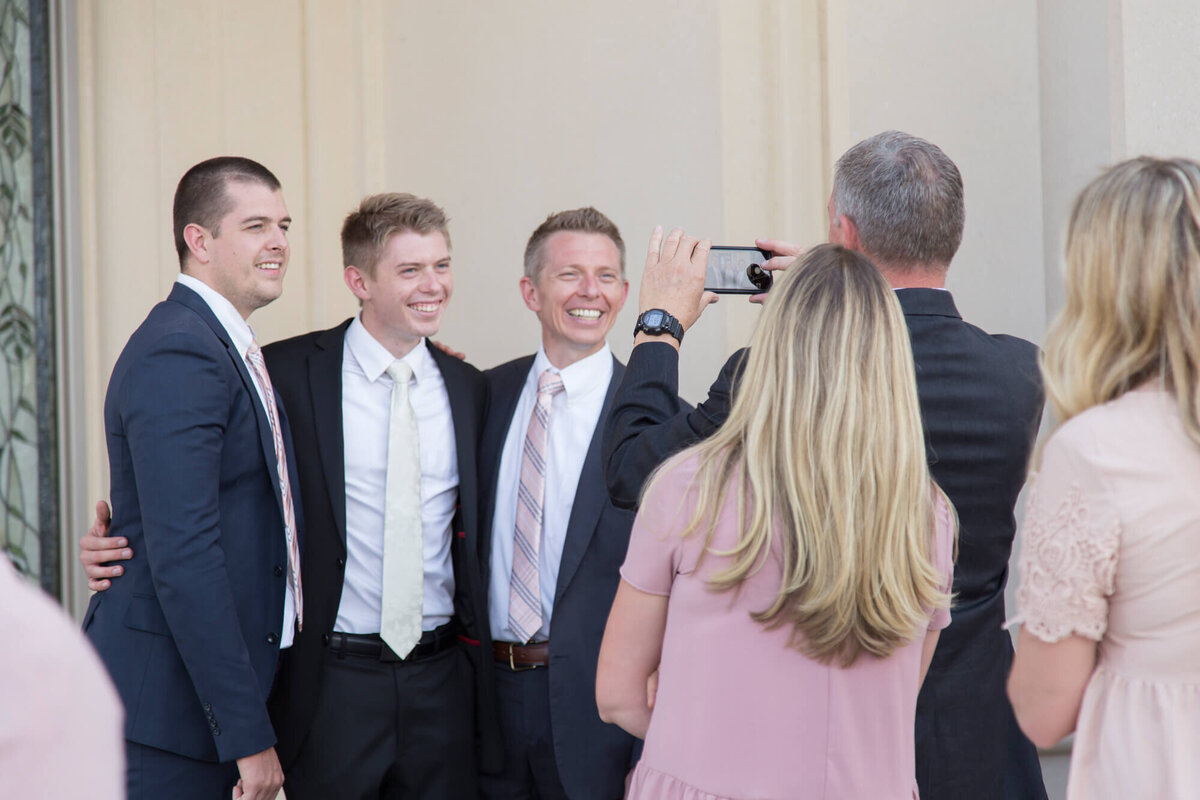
554,356,624,602
428,342,477,542
308,323,350,548
479,356,534,570
169,283,286,518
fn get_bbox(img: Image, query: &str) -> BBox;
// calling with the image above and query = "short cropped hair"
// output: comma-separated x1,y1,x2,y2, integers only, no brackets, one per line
341,193,451,275
832,131,964,269
523,207,625,282
173,157,281,266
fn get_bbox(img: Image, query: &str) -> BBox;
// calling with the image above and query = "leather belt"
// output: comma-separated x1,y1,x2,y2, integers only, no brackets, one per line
327,622,458,663
493,640,550,670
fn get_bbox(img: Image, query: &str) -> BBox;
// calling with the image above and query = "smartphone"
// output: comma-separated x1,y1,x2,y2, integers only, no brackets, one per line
705,246,773,294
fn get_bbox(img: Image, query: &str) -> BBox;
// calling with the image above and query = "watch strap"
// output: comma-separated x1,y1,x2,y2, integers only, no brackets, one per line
634,309,685,343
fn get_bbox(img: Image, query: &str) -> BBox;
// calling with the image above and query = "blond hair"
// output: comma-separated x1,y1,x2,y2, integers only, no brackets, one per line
341,192,450,276
1042,157,1200,441
647,244,952,666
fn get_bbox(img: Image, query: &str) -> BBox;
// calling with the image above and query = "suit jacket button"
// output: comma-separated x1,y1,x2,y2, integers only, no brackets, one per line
337,558,345,569
266,632,279,645
322,634,331,645
273,564,284,577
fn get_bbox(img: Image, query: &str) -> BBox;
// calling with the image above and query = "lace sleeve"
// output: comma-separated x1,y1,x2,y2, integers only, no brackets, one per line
1013,441,1121,643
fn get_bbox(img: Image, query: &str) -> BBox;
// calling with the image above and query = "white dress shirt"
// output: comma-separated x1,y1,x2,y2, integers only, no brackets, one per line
335,317,457,633
175,273,297,648
488,344,613,641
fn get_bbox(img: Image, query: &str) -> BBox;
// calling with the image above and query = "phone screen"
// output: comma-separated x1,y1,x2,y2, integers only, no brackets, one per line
705,246,772,294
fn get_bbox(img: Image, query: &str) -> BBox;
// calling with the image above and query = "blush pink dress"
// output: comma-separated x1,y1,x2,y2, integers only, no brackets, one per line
1013,384,1200,800
620,454,955,800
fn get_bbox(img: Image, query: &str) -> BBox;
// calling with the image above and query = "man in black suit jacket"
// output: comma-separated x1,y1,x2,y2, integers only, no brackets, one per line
479,208,647,799
263,193,501,799
603,132,1048,800
83,193,501,799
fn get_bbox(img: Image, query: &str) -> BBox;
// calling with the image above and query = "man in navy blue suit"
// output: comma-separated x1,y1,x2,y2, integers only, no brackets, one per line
479,208,648,799
82,157,299,800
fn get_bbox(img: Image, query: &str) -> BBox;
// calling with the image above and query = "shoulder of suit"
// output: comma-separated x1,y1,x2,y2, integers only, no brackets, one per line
962,323,1040,366
484,353,536,383
130,302,227,355
262,319,353,359
427,340,486,383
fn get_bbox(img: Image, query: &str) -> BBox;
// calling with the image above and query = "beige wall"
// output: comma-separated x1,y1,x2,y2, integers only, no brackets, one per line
69,1,831,575
55,0,1060,609
63,1,1197,626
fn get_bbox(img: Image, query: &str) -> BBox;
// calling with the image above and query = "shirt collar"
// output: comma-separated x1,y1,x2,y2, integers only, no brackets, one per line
176,273,257,355
345,315,437,384
530,342,612,400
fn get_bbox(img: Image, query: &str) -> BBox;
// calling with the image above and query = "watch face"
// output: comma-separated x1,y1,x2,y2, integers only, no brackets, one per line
643,310,665,327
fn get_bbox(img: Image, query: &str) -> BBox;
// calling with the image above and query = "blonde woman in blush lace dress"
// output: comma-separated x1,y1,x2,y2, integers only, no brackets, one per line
595,243,955,800
1008,157,1200,799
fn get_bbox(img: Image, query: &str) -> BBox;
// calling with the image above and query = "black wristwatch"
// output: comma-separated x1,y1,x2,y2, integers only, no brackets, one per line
634,309,685,343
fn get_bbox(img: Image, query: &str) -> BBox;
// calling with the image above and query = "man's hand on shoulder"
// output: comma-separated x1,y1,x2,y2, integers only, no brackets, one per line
80,500,132,592
233,747,284,800
637,226,718,341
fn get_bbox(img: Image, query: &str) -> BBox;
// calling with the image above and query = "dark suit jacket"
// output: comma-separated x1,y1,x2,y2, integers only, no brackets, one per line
480,354,641,800
84,283,292,763
262,320,502,773
602,289,1048,800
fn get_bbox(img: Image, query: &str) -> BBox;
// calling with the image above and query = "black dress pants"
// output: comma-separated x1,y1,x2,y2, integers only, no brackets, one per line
284,642,477,800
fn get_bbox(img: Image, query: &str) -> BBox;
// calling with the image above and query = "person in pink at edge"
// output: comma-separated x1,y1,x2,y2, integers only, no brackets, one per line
0,554,124,798
1008,157,1200,799
596,242,956,800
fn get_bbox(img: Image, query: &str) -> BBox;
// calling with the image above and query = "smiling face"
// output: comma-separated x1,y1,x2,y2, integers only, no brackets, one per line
346,229,453,358
521,231,628,369
186,180,291,318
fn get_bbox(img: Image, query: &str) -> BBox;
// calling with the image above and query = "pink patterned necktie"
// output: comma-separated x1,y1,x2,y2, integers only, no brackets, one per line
245,342,303,630
508,369,565,643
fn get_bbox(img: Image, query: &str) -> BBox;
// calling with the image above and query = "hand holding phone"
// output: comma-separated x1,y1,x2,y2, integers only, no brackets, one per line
705,246,773,294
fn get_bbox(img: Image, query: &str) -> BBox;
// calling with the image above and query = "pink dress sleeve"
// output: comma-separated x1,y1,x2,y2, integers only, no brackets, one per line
928,492,956,631
619,457,696,596
1014,429,1121,643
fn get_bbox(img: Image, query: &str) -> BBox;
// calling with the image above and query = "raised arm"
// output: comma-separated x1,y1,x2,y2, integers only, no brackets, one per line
602,233,802,508
602,345,744,508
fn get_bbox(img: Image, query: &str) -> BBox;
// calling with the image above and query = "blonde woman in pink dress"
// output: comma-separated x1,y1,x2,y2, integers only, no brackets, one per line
596,242,955,799
1008,157,1200,799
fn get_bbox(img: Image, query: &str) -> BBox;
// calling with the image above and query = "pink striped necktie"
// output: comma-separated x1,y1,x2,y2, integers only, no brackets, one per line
245,342,303,630
508,369,565,643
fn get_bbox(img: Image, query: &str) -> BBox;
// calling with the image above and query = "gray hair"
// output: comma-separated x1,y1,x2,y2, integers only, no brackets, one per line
832,131,964,268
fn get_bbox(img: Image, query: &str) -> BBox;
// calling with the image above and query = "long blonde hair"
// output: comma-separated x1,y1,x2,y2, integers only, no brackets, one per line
648,244,952,666
1042,157,1200,441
